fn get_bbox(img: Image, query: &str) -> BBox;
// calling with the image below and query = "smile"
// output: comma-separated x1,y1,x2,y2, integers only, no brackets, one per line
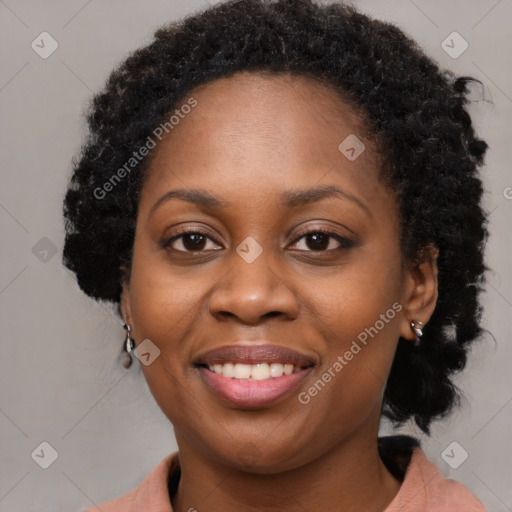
194,342,317,408
207,362,303,380
197,365,314,408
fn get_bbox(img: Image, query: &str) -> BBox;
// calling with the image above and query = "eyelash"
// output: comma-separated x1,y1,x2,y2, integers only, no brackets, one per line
162,227,354,254
292,228,354,251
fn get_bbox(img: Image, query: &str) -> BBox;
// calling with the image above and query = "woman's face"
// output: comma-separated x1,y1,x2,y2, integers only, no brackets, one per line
122,72,432,472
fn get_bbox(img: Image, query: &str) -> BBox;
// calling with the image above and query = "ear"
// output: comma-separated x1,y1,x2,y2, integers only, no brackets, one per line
399,244,439,341
120,269,133,327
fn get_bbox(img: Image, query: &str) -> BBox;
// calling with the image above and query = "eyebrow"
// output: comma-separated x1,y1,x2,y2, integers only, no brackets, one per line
149,185,370,217
281,185,370,215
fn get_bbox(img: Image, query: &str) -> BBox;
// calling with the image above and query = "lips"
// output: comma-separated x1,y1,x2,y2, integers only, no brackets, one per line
194,343,316,368
194,343,316,408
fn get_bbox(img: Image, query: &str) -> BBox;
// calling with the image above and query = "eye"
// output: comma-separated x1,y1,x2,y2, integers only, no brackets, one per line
163,228,222,253
289,229,354,252
162,227,354,254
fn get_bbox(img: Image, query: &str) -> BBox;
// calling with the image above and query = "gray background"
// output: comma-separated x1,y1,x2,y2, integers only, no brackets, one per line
0,0,510,511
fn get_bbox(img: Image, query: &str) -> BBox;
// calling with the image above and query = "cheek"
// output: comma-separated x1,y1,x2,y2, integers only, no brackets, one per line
128,238,208,343
127,242,222,422
302,250,402,343
296,253,403,413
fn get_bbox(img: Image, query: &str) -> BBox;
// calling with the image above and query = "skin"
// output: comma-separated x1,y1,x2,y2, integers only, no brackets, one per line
121,71,438,512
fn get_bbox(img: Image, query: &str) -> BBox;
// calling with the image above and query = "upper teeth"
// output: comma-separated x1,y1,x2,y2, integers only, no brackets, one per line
208,362,297,380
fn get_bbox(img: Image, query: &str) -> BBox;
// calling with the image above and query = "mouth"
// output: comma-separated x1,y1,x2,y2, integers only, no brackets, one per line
198,361,309,380
194,343,316,408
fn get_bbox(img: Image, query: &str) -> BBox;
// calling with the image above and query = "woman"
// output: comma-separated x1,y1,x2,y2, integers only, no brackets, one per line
63,0,489,510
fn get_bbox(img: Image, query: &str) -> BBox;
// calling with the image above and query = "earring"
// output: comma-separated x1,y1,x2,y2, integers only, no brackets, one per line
410,320,424,346
122,322,136,368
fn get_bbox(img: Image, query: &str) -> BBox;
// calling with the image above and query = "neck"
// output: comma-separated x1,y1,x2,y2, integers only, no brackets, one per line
171,430,402,512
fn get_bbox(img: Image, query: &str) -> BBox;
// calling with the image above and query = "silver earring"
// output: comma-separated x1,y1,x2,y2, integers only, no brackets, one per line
122,322,135,368
410,320,424,346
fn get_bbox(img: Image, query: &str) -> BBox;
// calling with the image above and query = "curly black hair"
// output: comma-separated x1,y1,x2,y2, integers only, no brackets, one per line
62,0,489,434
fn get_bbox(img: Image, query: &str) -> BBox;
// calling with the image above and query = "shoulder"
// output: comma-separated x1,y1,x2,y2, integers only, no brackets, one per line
380,436,487,512
80,452,179,512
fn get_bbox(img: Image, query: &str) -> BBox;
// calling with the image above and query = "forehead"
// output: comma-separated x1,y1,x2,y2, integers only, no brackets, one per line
140,71,383,210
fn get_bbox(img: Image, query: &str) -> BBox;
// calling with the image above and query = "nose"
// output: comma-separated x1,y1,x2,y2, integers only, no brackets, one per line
208,246,299,325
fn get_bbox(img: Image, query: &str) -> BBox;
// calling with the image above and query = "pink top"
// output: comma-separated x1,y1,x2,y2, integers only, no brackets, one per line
83,447,487,511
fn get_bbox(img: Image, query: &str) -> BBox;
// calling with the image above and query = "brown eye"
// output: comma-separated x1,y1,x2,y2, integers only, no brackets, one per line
304,232,330,251
163,230,222,253
290,230,354,252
